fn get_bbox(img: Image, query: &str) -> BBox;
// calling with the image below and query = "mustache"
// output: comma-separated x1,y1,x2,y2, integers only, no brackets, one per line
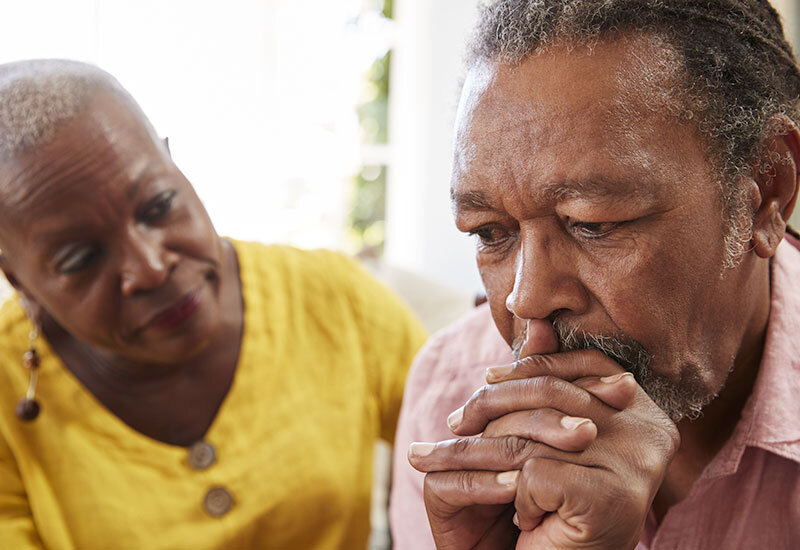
512,317,652,381
511,316,715,423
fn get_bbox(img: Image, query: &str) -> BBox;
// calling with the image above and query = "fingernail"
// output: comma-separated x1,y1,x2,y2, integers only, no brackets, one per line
600,372,633,384
447,407,464,430
513,512,520,527
496,470,519,487
560,415,592,430
409,442,435,457
486,364,513,382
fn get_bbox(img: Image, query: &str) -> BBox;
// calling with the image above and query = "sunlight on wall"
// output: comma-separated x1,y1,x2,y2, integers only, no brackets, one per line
0,0,389,249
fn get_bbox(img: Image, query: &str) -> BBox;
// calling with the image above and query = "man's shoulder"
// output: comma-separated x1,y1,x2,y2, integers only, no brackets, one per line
422,303,513,369
407,304,513,399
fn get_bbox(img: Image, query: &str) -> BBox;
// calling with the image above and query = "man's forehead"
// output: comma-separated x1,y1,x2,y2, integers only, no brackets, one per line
464,38,681,129
451,37,694,204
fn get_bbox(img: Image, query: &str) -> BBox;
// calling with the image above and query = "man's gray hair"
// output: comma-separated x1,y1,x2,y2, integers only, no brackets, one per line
467,0,800,267
0,59,130,158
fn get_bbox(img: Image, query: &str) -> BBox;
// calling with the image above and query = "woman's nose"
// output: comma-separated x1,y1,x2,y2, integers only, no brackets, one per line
119,229,177,296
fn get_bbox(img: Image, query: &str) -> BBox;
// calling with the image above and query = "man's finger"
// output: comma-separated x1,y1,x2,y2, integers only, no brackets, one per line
486,348,626,385
572,372,638,411
449,375,609,436
481,407,597,451
514,457,581,532
519,318,559,358
408,435,583,473
423,469,519,513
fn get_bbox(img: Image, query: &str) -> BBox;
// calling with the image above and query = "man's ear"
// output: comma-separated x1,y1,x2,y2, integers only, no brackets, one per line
0,254,44,323
751,120,800,259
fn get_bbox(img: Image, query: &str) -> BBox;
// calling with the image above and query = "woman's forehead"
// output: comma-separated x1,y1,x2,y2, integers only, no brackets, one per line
0,99,169,247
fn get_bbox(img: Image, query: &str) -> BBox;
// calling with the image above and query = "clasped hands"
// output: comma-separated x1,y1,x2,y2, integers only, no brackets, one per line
408,320,680,550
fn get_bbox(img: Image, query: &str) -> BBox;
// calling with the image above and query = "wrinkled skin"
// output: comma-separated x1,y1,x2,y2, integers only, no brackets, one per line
410,37,798,549
0,89,244,445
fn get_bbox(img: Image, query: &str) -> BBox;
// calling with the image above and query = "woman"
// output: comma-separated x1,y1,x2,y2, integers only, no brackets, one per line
0,60,426,549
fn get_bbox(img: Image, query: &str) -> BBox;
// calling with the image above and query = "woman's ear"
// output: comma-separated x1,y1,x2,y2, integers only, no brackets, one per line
0,254,44,324
752,121,800,258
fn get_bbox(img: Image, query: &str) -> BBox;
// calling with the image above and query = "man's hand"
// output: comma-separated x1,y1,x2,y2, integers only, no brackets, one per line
408,321,679,549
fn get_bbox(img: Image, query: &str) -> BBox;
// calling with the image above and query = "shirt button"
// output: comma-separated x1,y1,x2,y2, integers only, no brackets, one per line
203,486,234,517
188,441,216,470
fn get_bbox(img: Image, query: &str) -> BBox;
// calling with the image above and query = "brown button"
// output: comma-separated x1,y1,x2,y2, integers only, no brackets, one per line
203,486,234,517
188,441,216,470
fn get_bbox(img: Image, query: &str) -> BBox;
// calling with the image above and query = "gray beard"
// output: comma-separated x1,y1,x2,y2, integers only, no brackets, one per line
512,318,722,422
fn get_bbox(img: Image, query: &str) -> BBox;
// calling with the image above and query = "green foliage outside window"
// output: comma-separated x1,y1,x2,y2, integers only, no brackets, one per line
346,0,393,255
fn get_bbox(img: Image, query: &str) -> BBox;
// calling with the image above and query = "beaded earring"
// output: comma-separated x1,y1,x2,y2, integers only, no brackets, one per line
16,326,41,421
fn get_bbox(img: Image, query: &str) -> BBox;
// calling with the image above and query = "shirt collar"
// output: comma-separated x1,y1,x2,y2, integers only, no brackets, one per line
704,234,800,478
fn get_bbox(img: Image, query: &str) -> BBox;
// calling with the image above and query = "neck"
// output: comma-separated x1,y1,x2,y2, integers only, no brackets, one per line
654,258,772,519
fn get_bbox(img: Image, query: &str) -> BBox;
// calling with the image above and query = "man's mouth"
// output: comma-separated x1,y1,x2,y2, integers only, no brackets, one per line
145,289,203,331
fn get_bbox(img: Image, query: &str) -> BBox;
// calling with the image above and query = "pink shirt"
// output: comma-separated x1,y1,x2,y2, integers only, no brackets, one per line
390,234,800,549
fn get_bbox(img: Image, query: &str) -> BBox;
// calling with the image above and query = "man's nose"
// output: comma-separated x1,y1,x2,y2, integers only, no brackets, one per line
119,228,178,296
505,231,588,320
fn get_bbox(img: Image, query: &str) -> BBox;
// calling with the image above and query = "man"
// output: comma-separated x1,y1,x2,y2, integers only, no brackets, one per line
391,1,800,548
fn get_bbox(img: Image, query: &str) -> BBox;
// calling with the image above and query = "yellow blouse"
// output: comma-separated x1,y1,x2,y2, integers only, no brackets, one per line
0,241,426,549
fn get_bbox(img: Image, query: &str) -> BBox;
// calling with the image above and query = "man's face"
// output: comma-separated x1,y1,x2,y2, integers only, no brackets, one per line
0,91,225,364
451,39,762,420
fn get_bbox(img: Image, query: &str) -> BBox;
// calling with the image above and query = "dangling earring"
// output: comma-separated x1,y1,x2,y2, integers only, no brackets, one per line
16,326,41,421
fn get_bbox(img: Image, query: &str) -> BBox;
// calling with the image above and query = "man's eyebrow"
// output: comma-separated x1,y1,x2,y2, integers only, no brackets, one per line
541,178,656,201
451,190,496,212
452,178,658,212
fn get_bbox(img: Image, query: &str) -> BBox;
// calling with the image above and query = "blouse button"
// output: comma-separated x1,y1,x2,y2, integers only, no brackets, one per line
203,486,234,517
188,441,216,470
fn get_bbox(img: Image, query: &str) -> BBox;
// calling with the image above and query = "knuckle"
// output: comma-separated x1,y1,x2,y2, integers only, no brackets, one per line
528,375,578,406
467,384,492,415
520,353,554,376
521,456,544,476
422,472,441,496
455,470,478,494
664,421,681,454
633,444,667,476
450,437,476,456
501,436,536,465
528,374,558,399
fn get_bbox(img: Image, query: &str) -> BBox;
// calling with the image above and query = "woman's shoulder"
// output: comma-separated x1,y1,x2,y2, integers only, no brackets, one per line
0,296,31,390
231,239,368,295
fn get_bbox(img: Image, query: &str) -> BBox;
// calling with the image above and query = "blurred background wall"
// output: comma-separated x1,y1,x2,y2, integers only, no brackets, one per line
1,0,799,306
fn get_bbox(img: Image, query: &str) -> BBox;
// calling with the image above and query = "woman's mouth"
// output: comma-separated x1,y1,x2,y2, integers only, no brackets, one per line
147,290,203,331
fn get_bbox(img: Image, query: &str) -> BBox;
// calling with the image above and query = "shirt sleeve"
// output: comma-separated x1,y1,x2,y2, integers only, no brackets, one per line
0,430,44,549
388,337,444,550
388,305,515,550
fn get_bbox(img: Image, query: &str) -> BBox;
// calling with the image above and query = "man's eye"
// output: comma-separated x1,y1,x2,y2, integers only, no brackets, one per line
57,245,100,274
568,220,621,239
468,225,511,247
140,190,176,222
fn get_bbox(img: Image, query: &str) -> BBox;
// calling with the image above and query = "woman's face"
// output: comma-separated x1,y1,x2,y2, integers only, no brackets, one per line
0,91,226,364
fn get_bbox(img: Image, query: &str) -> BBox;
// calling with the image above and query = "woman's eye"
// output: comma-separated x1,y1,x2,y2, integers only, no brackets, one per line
57,245,99,274
140,191,176,222
468,225,511,247
568,220,620,239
